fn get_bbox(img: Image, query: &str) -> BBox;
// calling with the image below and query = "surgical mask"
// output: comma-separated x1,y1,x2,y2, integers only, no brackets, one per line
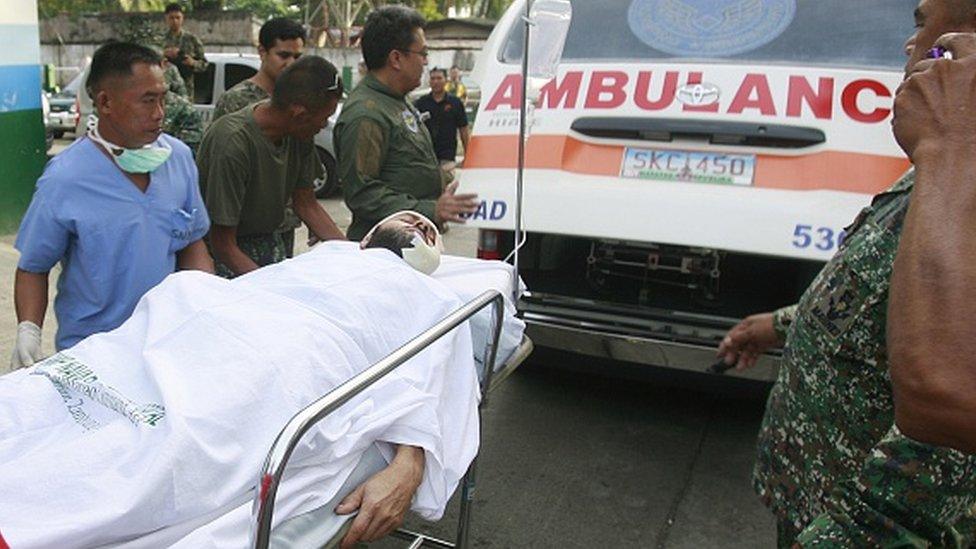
402,233,441,275
86,115,171,174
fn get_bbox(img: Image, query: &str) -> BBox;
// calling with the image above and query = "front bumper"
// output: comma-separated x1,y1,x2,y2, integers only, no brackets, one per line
521,292,779,381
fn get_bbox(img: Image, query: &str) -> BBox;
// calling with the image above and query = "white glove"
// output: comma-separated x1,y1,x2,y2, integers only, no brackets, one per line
11,321,43,370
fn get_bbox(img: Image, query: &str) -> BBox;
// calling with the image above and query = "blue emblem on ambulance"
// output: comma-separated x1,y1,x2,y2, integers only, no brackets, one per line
627,0,796,57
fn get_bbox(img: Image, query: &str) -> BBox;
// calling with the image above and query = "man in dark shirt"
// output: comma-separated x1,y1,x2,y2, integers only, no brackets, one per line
414,67,470,179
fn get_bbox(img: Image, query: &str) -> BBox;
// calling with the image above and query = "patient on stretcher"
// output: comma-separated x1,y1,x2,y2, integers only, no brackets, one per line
0,214,516,549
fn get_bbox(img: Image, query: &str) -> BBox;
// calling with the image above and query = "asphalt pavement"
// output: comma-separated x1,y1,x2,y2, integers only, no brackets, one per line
1,137,777,547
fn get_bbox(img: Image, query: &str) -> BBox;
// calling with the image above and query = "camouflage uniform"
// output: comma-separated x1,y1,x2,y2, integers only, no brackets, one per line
163,91,202,154
162,29,208,101
212,80,304,257
755,170,976,547
163,64,187,98
212,79,267,120
213,233,286,279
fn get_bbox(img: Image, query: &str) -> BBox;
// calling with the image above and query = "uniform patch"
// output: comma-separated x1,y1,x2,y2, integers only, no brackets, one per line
627,0,797,57
402,109,420,133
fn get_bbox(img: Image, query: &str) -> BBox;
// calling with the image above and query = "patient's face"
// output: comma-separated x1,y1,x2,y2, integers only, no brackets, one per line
377,213,438,247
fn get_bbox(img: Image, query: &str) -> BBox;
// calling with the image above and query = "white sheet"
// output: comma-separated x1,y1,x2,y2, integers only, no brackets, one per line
0,242,484,548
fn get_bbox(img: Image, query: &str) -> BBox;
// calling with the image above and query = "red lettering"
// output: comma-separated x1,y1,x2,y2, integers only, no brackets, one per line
635,71,678,111
841,79,891,123
539,71,583,109
728,74,776,116
786,76,833,119
584,71,628,109
682,72,719,113
485,74,522,111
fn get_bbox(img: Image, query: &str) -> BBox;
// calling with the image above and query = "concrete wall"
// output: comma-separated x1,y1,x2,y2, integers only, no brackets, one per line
42,43,486,88
0,0,47,234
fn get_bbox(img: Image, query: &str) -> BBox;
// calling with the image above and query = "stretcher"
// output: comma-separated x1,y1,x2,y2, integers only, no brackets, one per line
253,290,533,548
0,250,528,549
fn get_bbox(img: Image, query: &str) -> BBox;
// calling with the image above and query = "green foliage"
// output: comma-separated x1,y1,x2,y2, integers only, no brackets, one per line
38,0,122,18
222,0,303,19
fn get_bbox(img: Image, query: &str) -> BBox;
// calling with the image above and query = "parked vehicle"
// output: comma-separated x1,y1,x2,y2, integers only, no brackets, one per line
461,0,915,380
46,71,82,138
78,53,341,198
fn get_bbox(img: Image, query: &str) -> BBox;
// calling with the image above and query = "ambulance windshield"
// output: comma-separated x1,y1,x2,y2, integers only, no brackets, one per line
501,0,915,70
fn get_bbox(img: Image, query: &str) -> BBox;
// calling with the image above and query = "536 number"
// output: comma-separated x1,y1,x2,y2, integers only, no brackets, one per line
792,224,847,252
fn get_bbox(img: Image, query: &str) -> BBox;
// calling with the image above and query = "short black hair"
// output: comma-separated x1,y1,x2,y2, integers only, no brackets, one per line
271,55,343,111
86,41,162,99
164,3,183,14
361,5,426,71
364,226,415,257
259,17,307,50
429,67,446,78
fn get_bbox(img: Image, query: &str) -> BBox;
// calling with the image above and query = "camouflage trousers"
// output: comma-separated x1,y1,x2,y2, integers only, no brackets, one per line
777,519,800,549
215,232,288,279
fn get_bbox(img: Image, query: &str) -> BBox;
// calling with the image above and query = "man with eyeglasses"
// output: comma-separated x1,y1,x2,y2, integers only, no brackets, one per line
197,56,345,278
334,5,478,242
213,17,312,258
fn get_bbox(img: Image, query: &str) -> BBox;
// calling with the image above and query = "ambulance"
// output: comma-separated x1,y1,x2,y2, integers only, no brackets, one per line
460,0,915,380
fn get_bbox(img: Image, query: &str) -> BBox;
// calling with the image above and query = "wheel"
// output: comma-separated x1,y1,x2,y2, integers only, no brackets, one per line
52,130,65,139
313,146,340,199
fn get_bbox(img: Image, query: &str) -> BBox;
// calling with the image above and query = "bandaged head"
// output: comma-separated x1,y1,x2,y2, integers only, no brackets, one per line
360,211,444,275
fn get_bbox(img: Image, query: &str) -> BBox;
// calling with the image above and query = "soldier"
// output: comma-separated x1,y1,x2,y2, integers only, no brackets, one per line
163,90,203,154
212,17,309,257
212,17,305,120
196,56,345,278
889,34,976,454
163,62,187,97
162,3,207,101
716,1,976,545
333,5,478,241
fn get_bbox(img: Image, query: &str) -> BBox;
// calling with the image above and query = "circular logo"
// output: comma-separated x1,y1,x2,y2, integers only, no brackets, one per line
628,0,797,57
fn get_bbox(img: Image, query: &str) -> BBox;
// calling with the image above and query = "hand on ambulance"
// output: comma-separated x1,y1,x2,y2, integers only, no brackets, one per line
10,320,43,370
716,312,783,371
894,32,976,161
435,181,479,224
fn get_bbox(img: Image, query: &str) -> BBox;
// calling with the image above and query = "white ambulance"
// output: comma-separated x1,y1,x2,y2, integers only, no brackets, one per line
461,0,915,380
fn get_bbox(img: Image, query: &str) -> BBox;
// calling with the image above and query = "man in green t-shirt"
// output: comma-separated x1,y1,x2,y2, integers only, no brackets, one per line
212,17,310,257
334,6,479,241
197,56,345,278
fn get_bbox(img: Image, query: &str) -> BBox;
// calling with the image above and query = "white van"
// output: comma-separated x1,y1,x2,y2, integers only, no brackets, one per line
78,53,341,197
460,0,915,380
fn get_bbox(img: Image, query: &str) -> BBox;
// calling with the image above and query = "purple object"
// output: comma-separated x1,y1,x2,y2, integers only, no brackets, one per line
927,46,953,59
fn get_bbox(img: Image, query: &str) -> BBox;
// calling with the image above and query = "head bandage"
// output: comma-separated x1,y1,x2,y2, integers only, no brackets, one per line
361,211,444,275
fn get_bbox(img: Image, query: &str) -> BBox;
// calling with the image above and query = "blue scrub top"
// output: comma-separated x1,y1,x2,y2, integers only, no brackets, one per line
15,134,210,350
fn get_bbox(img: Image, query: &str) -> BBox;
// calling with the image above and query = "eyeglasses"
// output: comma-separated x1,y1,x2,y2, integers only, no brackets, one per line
397,47,430,59
326,72,341,91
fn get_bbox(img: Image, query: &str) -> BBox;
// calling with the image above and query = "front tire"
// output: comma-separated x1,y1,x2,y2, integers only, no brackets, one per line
313,146,340,199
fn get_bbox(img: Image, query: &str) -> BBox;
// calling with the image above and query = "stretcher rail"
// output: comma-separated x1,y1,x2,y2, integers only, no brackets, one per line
250,290,506,549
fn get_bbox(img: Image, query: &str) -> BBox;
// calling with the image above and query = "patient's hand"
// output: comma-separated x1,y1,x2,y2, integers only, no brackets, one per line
336,445,425,548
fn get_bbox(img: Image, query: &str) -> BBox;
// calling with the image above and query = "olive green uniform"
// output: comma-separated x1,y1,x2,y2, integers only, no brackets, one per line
212,79,306,257
754,170,976,547
334,74,444,241
163,90,203,154
196,102,317,277
162,29,208,101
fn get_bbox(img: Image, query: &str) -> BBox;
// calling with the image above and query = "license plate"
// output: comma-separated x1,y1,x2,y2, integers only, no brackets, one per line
620,147,756,187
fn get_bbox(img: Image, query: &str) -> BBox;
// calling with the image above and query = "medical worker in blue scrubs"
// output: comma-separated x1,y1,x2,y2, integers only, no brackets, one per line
11,42,214,368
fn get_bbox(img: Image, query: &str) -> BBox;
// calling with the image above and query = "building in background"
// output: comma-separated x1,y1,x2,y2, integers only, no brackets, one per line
0,0,46,233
